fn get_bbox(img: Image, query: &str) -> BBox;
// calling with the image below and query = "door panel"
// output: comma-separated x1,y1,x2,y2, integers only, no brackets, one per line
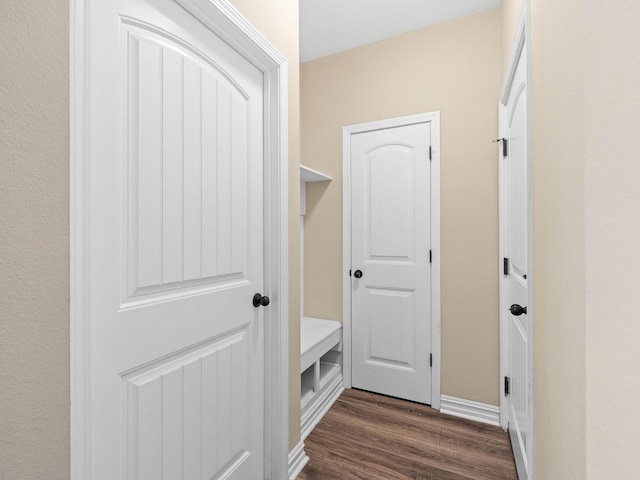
88,1,264,478
124,20,255,304
502,42,530,476
124,330,251,480
351,123,432,404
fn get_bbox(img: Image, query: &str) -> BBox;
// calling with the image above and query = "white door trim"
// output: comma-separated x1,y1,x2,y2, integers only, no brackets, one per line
70,0,289,478
499,4,533,479
342,112,441,409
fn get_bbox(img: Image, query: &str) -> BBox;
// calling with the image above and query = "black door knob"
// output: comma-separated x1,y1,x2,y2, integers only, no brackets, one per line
509,304,527,316
353,269,363,279
253,293,270,307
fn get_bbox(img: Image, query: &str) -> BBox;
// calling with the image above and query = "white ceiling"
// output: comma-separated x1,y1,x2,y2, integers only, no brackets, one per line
300,0,502,62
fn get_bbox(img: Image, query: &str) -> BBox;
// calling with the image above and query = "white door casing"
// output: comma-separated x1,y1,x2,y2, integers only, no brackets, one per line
342,113,441,408
71,0,289,478
499,7,532,480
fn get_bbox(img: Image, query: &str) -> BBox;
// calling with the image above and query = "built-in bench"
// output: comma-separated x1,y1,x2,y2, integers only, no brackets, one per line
300,317,344,440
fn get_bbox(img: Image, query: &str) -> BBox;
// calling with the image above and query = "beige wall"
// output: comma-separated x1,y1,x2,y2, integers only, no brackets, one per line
530,0,640,477
0,1,70,478
584,1,640,478
301,9,503,406
229,0,301,451
531,0,587,475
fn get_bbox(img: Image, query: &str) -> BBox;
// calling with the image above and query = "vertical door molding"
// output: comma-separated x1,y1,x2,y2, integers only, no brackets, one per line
342,112,441,409
70,0,289,478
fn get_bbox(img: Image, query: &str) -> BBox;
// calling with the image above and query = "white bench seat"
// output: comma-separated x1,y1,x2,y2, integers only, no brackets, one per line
299,317,344,440
300,317,342,373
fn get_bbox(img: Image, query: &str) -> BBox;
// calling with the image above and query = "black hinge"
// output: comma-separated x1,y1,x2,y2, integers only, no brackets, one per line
502,138,509,158
429,354,433,367
349,269,352,277
503,258,509,275
429,145,432,161
429,250,432,264
504,376,510,396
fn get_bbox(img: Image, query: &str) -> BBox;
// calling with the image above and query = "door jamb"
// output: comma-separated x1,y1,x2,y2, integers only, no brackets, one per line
70,0,289,478
341,112,441,409
498,4,533,479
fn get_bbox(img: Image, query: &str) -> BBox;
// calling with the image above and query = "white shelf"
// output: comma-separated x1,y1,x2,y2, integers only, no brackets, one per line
319,361,340,390
301,365,316,409
300,165,332,183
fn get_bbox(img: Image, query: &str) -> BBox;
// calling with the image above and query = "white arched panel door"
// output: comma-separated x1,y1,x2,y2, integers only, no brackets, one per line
350,122,432,404
500,27,532,480
84,1,266,478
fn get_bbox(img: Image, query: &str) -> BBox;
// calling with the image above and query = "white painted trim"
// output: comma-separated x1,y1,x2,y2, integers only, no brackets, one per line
301,372,345,440
341,128,352,388
70,0,289,478
69,0,89,477
342,112,441,408
440,395,501,427
525,3,534,477
498,95,509,427
500,6,526,105
287,441,309,480
499,3,533,479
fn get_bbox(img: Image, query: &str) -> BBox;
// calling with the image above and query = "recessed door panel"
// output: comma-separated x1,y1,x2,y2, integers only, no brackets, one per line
365,287,416,370
125,25,253,304
124,331,251,480
367,146,416,262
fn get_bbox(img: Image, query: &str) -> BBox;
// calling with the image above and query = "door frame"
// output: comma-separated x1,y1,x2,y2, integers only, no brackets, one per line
70,0,289,478
498,4,533,479
341,112,441,409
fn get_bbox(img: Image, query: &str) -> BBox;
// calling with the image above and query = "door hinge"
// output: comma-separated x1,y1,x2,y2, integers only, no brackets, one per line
503,258,509,275
349,269,352,277
429,353,433,367
429,145,432,161
429,250,432,264
504,376,510,396
494,138,508,158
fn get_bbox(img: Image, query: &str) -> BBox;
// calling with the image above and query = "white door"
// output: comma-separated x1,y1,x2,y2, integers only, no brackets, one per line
350,123,432,404
87,1,265,478
500,38,530,477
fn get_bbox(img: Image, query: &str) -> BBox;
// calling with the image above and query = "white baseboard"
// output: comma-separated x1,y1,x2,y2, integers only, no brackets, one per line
440,395,500,427
288,440,309,480
301,372,344,440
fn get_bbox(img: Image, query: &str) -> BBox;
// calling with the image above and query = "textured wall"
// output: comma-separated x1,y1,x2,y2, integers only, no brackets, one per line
228,0,302,450
0,1,70,479
301,9,502,406
584,1,640,478
531,0,587,477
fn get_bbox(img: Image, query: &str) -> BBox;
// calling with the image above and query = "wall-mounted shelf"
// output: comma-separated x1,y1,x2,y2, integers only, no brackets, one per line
300,165,332,183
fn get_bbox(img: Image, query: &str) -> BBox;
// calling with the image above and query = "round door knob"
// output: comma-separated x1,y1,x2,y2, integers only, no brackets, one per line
353,269,363,279
509,304,527,316
253,293,270,307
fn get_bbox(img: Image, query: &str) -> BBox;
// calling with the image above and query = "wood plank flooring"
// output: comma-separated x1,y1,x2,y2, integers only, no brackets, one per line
298,389,517,480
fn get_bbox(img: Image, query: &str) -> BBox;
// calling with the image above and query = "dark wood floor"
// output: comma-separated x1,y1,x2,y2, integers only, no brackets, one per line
298,389,517,480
